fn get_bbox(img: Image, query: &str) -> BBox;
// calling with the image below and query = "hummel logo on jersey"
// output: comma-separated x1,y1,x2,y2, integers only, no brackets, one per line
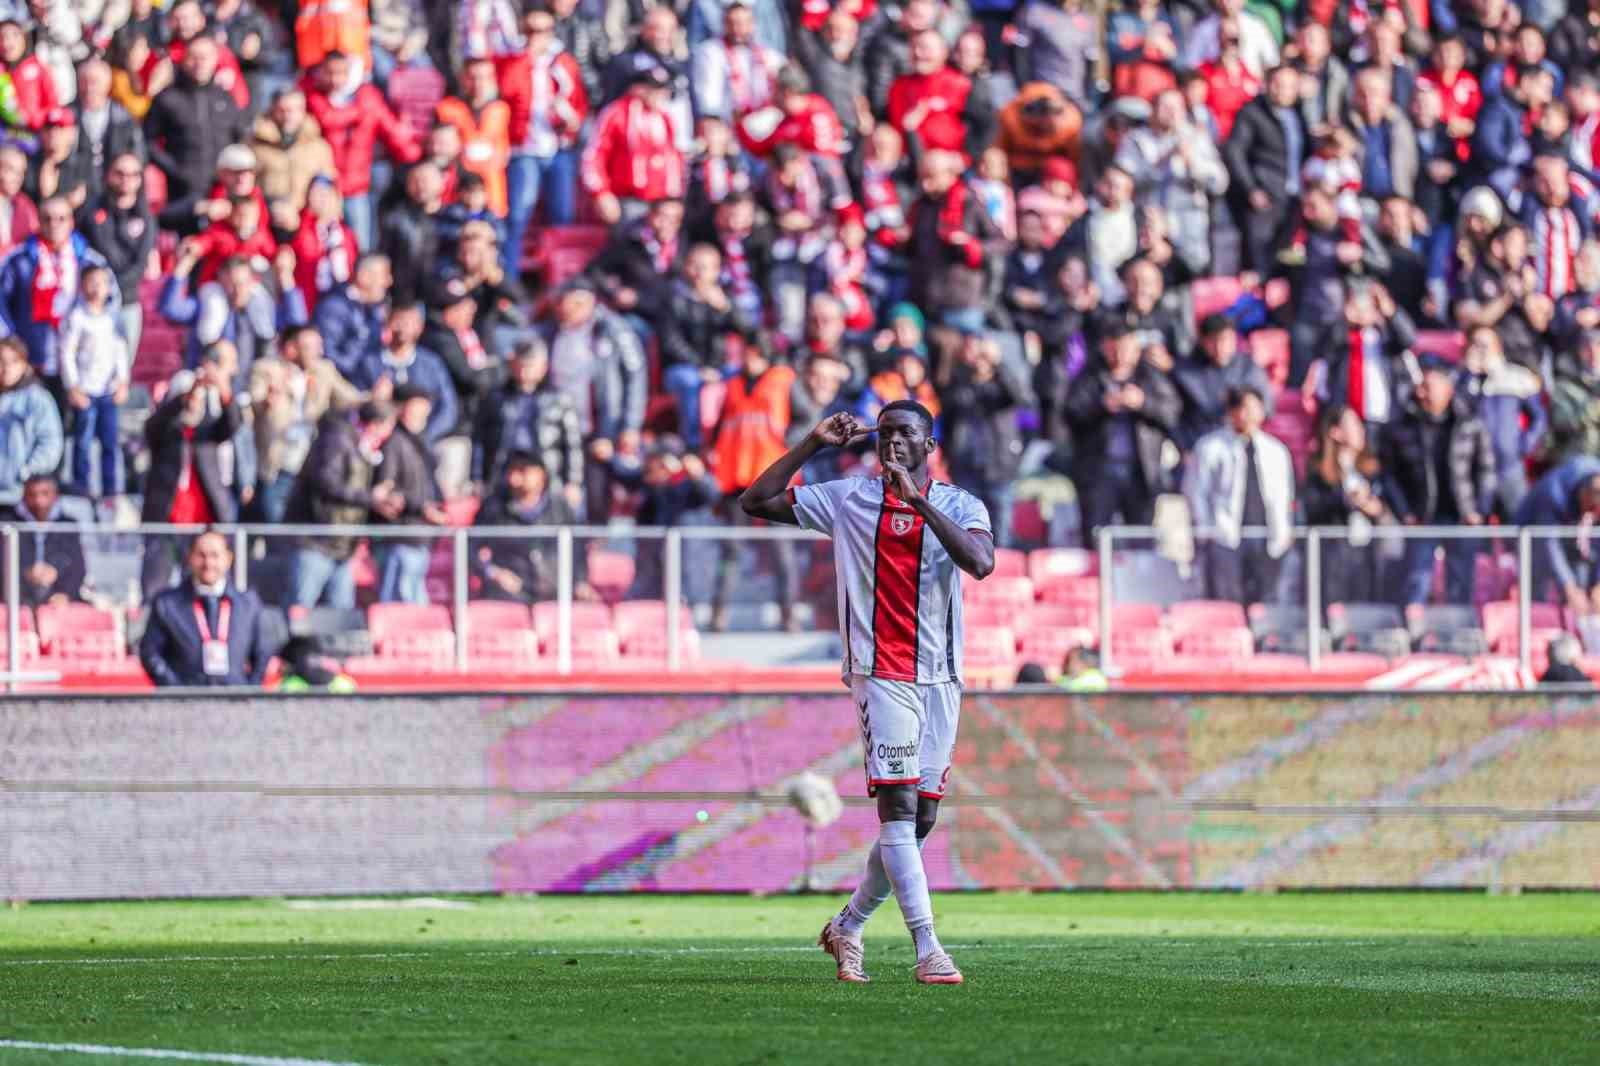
890,514,914,536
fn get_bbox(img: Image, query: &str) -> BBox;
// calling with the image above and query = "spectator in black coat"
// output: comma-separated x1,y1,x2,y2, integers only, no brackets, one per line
1173,314,1275,450
70,58,145,204
77,152,156,357
378,160,445,307
472,451,590,603
1376,196,1434,326
373,385,447,604
938,329,1031,547
5,474,85,606
1381,358,1497,606
450,220,529,348
1223,64,1308,275
144,37,248,230
1302,404,1394,606
660,245,752,450
138,364,247,598
619,444,722,599
1065,320,1181,539
421,272,501,438
587,198,685,332
473,339,584,504
139,530,276,687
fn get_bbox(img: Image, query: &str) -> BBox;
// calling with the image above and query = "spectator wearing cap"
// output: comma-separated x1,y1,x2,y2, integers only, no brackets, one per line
27,107,91,210
793,7,866,146
1453,221,1551,371
421,272,499,437
1195,17,1261,142
994,81,1082,187
939,328,1030,548
736,63,845,162
75,152,152,355
1223,64,1307,276
473,337,583,501
660,243,753,451
497,5,589,256
0,17,58,130
1471,64,1556,204
373,382,446,604
539,278,647,519
1547,328,1600,464
0,145,38,254
588,195,685,334
0,336,61,508
1517,457,1600,610
1381,355,1496,606
1173,313,1275,450
285,400,403,609
1065,321,1180,539
145,36,248,228
906,148,1002,337
472,450,589,603
436,57,512,218
351,301,457,446
690,0,782,122
1012,0,1100,109
136,361,248,595
159,241,305,378
314,252,391,381
1458,324,1545,518
377,160,444,308
288,174,356,314
1273,186,1391,387
3,473,84,606
300,50,421,250
1116,88,1228,274
139,530,276,687
1183,0,1279,79
887,29,972,156
252,88,336,235
0,194,114,387
1186,385,1294,607
581,63,686,226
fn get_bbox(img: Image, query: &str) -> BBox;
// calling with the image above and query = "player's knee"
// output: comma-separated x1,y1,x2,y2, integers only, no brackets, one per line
916,798,939,840
875,784,917,824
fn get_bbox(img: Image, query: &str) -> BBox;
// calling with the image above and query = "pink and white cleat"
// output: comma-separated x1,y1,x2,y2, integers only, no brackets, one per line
914,951,964,985
818,920,869,983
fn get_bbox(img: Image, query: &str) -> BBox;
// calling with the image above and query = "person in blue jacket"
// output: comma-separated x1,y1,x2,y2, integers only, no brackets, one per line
350,300,459,446
139,530,278,687
0,197,116,380
1515,455,1600,610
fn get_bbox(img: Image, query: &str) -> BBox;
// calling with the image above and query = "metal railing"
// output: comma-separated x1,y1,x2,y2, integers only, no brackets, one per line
1,517,1592,688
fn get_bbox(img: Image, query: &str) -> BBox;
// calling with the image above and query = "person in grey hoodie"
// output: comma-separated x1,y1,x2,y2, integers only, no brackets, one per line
0,336,64,507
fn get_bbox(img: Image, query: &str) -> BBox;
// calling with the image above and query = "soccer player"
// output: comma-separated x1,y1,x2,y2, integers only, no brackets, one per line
741,402,995,985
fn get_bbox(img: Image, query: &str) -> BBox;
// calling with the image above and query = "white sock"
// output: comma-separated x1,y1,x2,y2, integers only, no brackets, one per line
877,819,941,960
835,835,927,938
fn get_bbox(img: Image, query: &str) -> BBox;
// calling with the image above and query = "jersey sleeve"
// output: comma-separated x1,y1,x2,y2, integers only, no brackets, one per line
790,479,849,536
952,490,994,537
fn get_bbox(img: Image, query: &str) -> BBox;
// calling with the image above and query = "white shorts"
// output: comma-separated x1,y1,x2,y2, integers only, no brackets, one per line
848,674,961,800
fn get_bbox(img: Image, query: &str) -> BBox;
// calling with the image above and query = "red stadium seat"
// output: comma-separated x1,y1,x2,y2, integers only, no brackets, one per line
611,600,695,643
586,549,636,602
467,629,542,670
1028,548,1096,584
1024,602,1100,630
532,601,613,644
1248,328,1291,386
1190,276,1245,323
1481,601,1564,654
965,575,1035,609
1018,626,1095,668
1175,626,1256,660
465,600,534,634
965,627,1018,668
1108,626,1173,662
37,602,126,663
569,628,622,666
1036,574,1100,605
619,627,703,664
1165,600,1249,640
1412,330,1466,363
1112,603,1164,631
991,547,1028,578
367,604,453,660
529,224,611,284
964,601,1016,629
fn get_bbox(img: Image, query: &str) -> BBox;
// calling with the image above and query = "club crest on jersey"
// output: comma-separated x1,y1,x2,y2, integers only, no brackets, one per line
890,514,914,536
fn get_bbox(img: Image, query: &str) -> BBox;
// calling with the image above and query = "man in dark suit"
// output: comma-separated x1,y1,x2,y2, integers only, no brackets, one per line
1223,64,1308,275
139,530,277,687
5,474,86,606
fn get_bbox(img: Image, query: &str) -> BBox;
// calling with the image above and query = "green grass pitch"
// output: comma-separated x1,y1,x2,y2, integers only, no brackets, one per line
1,893,1597,1065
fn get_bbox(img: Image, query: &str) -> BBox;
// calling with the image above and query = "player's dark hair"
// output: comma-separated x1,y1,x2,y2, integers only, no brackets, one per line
880,399,934,435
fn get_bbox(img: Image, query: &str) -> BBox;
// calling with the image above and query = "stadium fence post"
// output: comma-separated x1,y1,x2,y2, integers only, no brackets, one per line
3,525,16,694
1097,526,1114,675
232,528,248,590
1307,529,1321,672
557,528,573,675
665,530,681,672
454,528,470,671
1517,528,1532,678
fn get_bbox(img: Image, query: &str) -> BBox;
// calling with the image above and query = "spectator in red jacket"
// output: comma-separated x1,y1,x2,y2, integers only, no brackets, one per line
301,50,421,251
192,192,277,282
198,143,270,230
1197,20,1260,142
290,175,356,312
0,18,59,131
498,5,588,262
736,63,844,161
580,64,684,225
887,29,971,156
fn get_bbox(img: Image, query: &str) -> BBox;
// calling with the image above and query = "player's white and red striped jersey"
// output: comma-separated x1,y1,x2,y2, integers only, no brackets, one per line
791,476,992,685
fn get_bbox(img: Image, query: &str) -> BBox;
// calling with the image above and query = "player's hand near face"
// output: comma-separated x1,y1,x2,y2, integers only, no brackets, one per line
742,415,877,525
809,412,875,449
882,461,923,504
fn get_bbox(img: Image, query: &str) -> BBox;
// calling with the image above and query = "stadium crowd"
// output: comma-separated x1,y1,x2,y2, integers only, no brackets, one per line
3,0,1600,627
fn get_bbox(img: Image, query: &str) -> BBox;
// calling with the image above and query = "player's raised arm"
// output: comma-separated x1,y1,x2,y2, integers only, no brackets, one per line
740,412,874,524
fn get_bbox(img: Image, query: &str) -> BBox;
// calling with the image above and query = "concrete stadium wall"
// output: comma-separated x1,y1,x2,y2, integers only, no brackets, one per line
2,692,1597,899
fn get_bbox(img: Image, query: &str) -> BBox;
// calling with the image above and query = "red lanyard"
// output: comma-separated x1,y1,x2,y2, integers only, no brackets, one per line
193,598,232,642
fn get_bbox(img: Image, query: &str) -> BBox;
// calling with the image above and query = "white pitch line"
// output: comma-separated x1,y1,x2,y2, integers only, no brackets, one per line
0,1039,373,1066
0,939,1385,968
